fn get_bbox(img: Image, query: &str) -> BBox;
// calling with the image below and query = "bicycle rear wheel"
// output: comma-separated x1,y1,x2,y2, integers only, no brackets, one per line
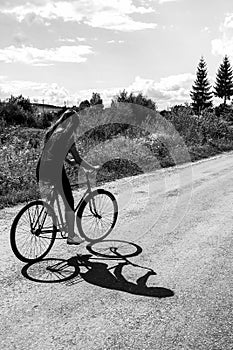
10,200,57,263
76,189,118,242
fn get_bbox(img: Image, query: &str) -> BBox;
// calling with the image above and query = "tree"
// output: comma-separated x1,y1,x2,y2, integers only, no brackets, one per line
112,90,156,110
110,90,156,125
190,57,213,114
79,99,90,110
8,94,35,114
214,55,233,105
0,95,37,126
90,92,103,108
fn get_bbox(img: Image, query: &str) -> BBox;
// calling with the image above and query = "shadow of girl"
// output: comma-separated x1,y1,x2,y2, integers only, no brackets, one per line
78,259,174,298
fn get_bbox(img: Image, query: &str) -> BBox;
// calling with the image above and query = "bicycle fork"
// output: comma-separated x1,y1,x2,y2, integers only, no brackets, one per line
89,198,101,219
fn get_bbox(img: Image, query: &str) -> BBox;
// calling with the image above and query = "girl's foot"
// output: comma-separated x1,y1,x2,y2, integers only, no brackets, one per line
67,235,84,245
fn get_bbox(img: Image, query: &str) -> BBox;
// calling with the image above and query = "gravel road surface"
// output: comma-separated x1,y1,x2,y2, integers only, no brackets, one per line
1,152,233,350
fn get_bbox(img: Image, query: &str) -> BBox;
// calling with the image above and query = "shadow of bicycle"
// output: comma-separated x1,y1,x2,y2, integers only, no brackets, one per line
21,240,174,299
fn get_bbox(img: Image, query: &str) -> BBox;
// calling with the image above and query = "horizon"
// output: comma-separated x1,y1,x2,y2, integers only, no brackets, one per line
0,0,233,109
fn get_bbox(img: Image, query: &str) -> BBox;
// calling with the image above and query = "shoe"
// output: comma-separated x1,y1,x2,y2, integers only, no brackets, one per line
67,235,84,245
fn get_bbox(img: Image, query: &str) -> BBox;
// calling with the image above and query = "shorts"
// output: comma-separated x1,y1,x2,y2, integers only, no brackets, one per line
36,158,74,211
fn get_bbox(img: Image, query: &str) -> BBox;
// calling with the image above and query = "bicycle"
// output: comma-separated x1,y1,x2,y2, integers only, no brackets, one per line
10,169,118,263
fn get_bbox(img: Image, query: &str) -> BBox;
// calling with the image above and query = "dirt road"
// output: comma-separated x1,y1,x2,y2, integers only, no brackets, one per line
1,152,233,350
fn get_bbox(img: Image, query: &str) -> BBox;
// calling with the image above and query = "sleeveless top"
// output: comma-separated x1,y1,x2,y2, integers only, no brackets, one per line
37,111,79,183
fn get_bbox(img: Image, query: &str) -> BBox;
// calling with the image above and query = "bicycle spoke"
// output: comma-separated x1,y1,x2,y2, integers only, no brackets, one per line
77,190,118,242
11,201,56,262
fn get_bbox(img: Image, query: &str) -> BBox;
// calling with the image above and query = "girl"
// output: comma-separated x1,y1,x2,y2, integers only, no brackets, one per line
36,107,99,245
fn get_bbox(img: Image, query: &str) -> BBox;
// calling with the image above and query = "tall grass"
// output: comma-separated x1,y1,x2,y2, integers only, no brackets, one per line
0,127,43,208
1,104,233,209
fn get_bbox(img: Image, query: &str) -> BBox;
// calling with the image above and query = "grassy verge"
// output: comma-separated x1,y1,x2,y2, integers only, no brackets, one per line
1,124,233,210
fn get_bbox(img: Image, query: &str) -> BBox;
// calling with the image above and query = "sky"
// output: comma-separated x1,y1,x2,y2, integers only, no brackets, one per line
0,0,233,110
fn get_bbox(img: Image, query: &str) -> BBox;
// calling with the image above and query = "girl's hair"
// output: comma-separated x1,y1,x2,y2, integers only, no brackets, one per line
44,107,79,144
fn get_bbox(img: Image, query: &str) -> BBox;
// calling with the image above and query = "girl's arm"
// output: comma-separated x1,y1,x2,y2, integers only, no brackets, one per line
69,143,98,171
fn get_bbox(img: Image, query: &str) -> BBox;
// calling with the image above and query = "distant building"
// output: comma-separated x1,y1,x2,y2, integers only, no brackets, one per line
31,102,63,115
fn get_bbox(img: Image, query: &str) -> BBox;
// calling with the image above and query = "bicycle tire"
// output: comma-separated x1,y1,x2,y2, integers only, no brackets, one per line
76,189,118,242
86,240,142,258
10,200,57,263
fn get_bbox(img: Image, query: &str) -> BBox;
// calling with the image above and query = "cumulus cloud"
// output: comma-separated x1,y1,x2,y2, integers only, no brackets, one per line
76,73,195,110
126,74,195,108
0,45,93,65
0,72,196,109
41,83,73,105
0,77,77,105
0,0,156,32
211,13,233,57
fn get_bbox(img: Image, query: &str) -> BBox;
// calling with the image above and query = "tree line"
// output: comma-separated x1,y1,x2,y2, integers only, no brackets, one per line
190,55,233,114
0,55,233,129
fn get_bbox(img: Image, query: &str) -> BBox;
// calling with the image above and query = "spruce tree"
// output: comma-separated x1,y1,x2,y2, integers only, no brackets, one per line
190,57,212,114
214,55,233,105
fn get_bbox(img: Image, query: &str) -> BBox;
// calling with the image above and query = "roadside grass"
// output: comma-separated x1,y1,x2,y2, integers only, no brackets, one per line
0,127,43,208
1,111,233,209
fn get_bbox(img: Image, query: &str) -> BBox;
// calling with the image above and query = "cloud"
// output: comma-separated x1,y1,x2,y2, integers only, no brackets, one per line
212,38,233,57
86,11,156,31
12,33,28,45
0,45,93,65
158,0,179,4
126,74,195,108
0,79,46,94
41,83,73,105
58,38,76,43
211,13,233,57
1,1,82,22
201,26,210,33
0,72,196,109
58,37,86,44
76,73,195,110
107,39,124,44
0,77,77,105
0,0,157,32
76,37,86,42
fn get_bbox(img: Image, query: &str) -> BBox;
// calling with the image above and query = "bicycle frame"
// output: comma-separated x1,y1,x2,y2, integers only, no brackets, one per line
38,170,96,238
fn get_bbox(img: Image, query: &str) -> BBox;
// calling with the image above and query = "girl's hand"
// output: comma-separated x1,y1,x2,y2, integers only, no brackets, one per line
92,165,101,171
65,157,76,166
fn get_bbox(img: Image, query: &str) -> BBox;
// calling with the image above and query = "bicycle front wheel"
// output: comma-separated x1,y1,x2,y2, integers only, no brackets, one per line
76,189,118,242
10,200,57,263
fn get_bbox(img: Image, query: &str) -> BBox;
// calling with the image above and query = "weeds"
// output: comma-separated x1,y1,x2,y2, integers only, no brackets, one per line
1,106,233,209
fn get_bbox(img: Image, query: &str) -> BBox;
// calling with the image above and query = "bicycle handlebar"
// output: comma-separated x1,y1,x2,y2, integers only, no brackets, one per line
70,167,98,188
83,168,96,175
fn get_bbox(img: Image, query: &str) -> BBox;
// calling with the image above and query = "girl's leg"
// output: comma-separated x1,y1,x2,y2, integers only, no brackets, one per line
62,168,83,244
65,210,75,238
65,211,84,244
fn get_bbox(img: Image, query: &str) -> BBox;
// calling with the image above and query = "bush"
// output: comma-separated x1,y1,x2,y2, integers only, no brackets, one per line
215,103,233,123
0,95,38,127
